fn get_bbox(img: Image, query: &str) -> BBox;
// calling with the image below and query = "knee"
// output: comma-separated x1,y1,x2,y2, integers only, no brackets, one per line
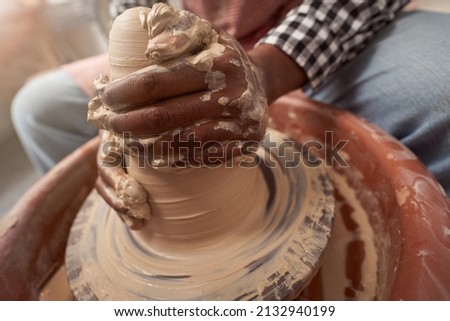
12,73,50,132
12,71,65,137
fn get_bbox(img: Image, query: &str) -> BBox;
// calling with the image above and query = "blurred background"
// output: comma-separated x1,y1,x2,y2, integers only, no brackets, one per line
0,0,111,217
1,0,449,217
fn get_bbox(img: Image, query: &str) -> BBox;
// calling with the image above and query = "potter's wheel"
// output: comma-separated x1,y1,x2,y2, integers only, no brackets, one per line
65,129,334,300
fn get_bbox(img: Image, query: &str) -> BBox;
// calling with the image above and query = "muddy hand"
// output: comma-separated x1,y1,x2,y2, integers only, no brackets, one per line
95,130,150,230
96,7,268,164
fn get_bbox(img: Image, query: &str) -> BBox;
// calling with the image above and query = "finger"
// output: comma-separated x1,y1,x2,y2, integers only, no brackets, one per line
97,157,150,216
123,119,263,162
101,64,207,110
179,119,264,144
105,91,243,135
95,177,145,230
96,163,151,230
95,175,128,214
171,120,263,166
97,134,151,229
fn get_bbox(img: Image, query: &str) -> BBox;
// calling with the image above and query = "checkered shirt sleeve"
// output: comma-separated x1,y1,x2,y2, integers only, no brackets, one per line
258,0,410,90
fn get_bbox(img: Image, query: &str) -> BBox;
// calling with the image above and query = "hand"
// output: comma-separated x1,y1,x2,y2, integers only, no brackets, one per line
96,27,268,165
94,130,150,230
88,4,307,229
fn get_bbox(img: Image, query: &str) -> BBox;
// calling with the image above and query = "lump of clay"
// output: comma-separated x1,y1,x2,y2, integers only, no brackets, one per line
86,4,229,226
88,3,226,133
108,3,218,80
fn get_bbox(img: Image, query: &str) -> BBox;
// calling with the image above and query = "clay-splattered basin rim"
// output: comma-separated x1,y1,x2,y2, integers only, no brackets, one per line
269,93,450,300
0,137,99,300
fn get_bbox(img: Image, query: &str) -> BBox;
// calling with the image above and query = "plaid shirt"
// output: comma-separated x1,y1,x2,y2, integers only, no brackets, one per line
110,0,410,90
259,0,410,90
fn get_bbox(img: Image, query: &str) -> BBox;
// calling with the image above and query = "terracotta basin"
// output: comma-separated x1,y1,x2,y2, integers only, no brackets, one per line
1,93,449,300
270,92,450,300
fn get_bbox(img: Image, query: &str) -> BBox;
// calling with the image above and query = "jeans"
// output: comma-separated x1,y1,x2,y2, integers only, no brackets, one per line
12,70,97,172
308,11,450,196
12,11,450,195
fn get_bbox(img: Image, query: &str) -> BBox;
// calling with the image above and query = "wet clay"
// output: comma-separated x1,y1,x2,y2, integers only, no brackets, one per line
66,130,334,300
70,4,334,300
87,4,267,223
320,170,378,300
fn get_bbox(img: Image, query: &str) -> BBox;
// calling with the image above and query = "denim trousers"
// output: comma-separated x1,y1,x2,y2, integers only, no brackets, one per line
12,11,450,195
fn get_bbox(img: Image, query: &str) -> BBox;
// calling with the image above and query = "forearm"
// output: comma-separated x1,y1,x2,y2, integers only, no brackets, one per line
257,0,410,91
247,44,307,104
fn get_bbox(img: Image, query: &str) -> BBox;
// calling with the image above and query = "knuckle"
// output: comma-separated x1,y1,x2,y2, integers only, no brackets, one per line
147,107,172,131
140,72,160,93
